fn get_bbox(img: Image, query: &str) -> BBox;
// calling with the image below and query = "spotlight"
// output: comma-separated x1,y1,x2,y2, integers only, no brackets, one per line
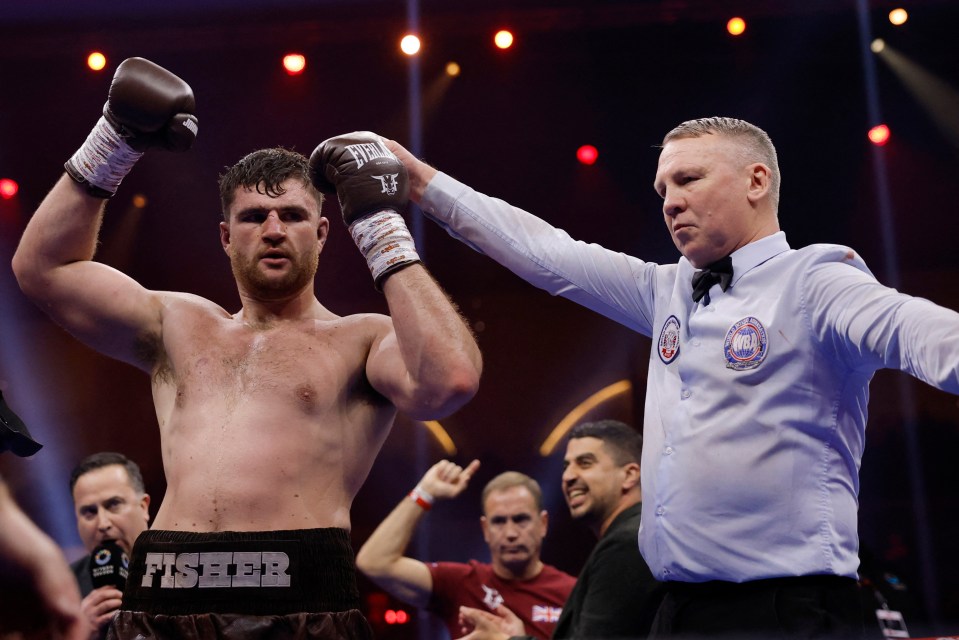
868,124,891,146
0,178,19,199
445,62,461,77
871,39,886,54
87,52,107,71
400,34,421,56
282,53,306,76
131,194,148,209
726,17,746,36
494,29,514,50
576,145,599,166
889,8,908,26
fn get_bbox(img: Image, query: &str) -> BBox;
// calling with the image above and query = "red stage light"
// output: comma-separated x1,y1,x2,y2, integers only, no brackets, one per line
576,145,599,166
0,178,19,199
868,124,891,146
383,609,410,624
282,54,306,75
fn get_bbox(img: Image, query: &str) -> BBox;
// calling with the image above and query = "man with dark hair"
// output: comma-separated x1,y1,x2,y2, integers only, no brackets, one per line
69,452,151,638
357,460,575,639
377,117,959,638
459,420,661,640
13,58,481,638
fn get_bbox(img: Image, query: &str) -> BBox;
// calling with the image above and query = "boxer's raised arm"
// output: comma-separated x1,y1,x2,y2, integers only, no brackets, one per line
357,460,479,608
12,58,197,370
372,267,481,420
309,132,481,419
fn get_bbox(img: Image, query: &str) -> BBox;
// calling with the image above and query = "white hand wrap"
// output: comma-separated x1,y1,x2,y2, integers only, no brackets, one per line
348,209,421,288
66,116,144,196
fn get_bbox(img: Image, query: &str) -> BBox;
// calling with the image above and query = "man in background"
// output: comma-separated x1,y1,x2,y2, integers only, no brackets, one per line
357,460,575,639
69,452,151,638
459,420,662,639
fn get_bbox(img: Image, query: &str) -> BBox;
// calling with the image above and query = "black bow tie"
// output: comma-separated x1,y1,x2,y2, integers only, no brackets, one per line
691,255,733,306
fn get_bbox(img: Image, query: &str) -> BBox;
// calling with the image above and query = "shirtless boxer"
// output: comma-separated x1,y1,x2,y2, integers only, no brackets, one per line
12,58,481,639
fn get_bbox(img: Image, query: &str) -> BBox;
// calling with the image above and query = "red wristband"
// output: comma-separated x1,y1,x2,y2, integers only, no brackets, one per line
408,487,433,511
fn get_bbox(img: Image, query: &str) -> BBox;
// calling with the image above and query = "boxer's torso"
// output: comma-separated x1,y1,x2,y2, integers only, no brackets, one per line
143,295,395,533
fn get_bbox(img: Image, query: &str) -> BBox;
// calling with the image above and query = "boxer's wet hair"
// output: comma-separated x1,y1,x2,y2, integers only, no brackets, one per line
218,147,324,221
69,451,146,495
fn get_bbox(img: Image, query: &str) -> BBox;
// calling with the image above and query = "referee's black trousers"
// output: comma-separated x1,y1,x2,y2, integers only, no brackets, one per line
649,575,865,640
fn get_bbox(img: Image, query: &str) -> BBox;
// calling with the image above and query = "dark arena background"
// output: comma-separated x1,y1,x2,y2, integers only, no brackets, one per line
2,0,958,637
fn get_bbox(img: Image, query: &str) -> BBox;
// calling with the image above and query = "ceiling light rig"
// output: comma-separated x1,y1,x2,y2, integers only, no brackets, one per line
888,8,908,26
282,53,306,76
87,52,107,71
400,34,421,56
0,178,19,200
726,17,746,36
868,124,891,146
576,145,599,166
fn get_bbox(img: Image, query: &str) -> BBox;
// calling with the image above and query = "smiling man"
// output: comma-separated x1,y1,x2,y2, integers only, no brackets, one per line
547,420,661,638
375,116,959,639
12,58,481,639
357,461,575,640
459,420,661,640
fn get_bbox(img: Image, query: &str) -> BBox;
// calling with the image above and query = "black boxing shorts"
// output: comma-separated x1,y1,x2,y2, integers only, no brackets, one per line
106,528,373,640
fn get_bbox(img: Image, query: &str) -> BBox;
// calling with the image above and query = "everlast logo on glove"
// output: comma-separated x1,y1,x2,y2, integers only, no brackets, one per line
371,173,400,195
343,140,396,169
310,131,420,288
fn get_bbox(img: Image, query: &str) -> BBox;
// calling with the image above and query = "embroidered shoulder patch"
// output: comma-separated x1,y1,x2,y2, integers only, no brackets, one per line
658,315,681,364
723,316,768,370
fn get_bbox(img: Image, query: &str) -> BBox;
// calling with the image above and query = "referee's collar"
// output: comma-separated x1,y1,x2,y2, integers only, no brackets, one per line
728,231,790,286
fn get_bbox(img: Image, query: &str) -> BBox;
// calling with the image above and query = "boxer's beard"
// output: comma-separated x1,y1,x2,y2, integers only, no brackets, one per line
230,245,319,300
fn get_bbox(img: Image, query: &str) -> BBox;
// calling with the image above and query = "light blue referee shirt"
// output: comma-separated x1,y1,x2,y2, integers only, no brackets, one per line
420,171,959,583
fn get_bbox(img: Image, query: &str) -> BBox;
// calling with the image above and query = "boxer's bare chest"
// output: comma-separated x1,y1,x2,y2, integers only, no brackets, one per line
154,310,370,410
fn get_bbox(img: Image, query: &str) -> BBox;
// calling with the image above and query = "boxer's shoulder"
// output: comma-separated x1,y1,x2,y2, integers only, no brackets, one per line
153,290,232,321
313,311,393,340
